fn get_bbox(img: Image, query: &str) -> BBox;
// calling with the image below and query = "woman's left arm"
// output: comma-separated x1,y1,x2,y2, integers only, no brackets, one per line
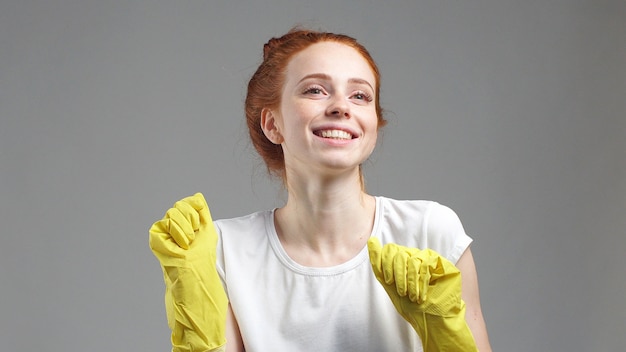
456,248,493,352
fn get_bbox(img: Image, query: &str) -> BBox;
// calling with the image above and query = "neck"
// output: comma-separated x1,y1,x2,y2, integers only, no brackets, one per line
274,169,376,266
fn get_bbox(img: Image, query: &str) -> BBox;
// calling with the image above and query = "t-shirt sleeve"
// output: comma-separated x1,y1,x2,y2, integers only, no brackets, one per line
423,202,473,264
213,220,229,294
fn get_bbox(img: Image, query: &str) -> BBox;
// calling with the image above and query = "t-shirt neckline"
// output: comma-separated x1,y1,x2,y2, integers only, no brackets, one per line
265,196,383,276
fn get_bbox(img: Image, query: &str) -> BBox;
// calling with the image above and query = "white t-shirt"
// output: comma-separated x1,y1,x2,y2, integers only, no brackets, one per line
214,196,472,352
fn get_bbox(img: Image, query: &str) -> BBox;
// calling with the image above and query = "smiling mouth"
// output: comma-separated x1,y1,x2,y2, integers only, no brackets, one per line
314,129,355,140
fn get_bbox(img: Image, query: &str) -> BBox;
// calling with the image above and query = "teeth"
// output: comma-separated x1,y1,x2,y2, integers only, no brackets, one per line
319,130,352,140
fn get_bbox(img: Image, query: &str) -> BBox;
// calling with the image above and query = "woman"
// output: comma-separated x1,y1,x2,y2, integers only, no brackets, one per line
150,29,492,351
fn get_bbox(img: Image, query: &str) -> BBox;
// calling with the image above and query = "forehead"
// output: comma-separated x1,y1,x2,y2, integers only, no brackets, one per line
284,41,376,86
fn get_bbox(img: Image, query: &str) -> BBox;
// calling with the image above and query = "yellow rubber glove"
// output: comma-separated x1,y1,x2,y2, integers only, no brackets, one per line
149,193,228,352
367,237,478,352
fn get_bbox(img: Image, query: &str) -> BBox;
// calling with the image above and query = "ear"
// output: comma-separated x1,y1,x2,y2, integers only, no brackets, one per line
260,108,284,144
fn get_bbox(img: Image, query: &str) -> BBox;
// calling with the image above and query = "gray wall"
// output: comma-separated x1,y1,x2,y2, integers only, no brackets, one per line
1,1,624,351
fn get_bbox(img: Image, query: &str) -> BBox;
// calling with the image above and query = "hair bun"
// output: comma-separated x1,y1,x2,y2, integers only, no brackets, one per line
262,38,281,61
262,28,313,60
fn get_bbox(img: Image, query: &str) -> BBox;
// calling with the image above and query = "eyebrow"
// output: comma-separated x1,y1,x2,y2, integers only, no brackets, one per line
297,73,374,91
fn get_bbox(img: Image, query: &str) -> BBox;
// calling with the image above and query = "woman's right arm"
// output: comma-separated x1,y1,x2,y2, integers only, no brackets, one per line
226,304,245,352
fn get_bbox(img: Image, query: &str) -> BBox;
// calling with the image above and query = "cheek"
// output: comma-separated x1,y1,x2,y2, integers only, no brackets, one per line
282,101,322,129
365,110,380,132
294,100,323,117
368,131,378,149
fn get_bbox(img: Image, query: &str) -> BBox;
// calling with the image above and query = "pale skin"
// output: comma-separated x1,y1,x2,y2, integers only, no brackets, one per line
225,41,492,351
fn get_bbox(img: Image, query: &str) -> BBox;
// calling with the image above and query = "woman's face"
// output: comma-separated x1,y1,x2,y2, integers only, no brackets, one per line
262,41,379,179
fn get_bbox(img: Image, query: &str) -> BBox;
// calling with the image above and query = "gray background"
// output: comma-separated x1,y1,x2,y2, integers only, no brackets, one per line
1,0,624,351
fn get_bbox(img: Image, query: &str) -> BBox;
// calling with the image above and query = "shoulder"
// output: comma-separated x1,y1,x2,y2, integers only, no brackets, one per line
214,209,275,276
376,196,472,263
213,210,273,232
213,209,273,240
376,196,445,233
377,196,433,217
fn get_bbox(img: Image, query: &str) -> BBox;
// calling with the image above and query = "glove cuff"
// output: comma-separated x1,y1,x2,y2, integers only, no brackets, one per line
411,307,478,352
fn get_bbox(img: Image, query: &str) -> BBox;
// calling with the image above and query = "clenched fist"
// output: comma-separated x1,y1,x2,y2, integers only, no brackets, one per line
368,237,477,352
149,193,228,352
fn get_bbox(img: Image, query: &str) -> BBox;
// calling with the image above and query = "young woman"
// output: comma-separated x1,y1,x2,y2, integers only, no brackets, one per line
150,29,492,352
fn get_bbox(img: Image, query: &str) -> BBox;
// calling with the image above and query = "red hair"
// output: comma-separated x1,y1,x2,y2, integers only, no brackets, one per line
245,28,387,179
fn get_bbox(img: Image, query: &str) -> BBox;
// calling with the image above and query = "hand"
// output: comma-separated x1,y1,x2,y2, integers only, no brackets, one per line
149,193,228,352
368,237,477,352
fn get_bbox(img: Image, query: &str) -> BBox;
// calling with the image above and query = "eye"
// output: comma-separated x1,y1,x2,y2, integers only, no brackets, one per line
303,85,326,95
351,91,373,102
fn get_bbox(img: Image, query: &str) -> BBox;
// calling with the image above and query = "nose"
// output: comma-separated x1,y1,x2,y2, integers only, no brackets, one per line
326,96,350,118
